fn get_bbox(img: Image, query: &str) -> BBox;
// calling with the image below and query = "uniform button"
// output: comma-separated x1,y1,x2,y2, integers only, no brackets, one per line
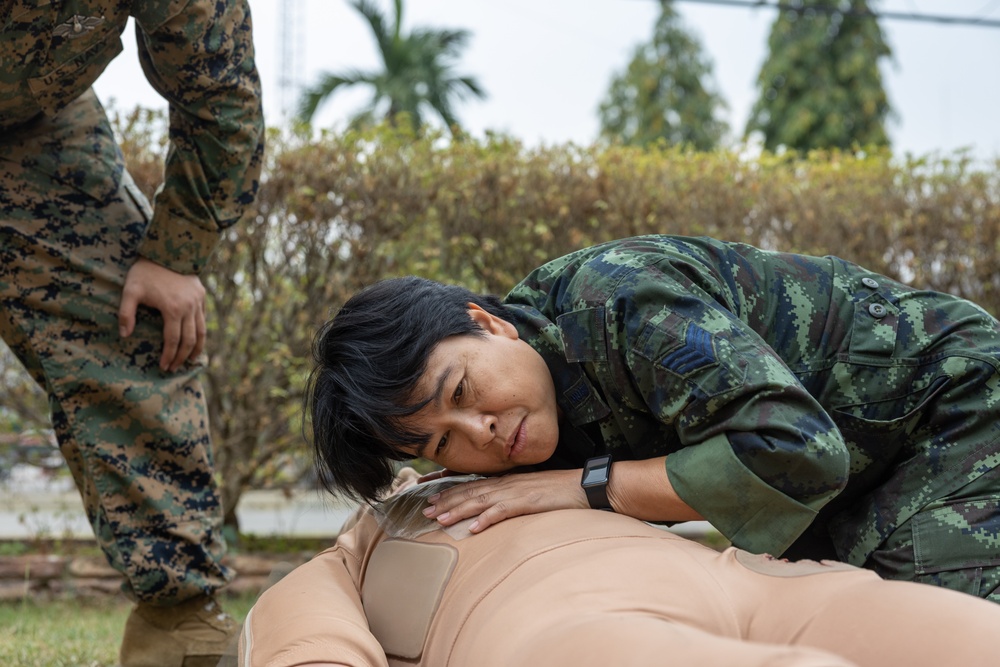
869,303,887,318
862,277,879,289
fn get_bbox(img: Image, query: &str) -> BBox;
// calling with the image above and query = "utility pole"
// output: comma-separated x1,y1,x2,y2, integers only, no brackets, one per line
279,0,306,121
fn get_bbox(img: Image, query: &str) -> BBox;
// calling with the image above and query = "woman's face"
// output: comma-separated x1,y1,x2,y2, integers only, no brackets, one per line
400,305,561,474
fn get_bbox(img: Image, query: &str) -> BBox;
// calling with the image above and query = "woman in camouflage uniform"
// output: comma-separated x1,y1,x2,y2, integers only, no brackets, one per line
309,235,1000,604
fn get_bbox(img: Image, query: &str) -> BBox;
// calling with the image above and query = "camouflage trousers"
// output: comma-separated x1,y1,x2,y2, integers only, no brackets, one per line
0,89,232,605
868,466,1000,603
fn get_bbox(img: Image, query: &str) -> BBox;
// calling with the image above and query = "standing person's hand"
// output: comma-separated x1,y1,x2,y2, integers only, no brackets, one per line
118,257,207,372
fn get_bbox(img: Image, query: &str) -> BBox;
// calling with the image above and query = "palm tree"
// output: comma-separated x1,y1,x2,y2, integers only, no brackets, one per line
297,0,486,135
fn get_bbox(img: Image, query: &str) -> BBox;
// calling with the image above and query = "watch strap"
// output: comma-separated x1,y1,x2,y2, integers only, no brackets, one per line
581,454,613,511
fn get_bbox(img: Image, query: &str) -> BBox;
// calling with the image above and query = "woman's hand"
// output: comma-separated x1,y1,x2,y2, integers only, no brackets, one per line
421,468,586,533
421,457,702,533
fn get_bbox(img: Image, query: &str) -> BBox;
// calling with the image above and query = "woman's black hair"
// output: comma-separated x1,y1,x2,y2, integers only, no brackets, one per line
304,276,511,503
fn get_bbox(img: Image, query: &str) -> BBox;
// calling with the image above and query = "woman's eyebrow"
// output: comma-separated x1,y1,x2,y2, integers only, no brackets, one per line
431,364,456,406
413,363,458,459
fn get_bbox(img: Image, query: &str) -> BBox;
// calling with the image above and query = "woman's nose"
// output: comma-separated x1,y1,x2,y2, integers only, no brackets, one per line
467,413,497,448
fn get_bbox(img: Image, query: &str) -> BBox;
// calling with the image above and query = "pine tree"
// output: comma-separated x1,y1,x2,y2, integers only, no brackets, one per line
746,0,893,151
598,1,728,150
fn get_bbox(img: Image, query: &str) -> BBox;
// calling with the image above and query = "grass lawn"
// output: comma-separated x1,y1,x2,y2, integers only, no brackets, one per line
0,592,259,667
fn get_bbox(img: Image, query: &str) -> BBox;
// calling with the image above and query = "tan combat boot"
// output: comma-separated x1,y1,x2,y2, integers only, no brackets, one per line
119,594,238,667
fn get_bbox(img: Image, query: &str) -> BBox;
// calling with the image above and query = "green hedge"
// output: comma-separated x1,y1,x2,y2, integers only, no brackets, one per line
116,117,1000,517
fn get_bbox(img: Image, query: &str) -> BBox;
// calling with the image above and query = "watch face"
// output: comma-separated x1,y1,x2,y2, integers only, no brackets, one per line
582,456,610,485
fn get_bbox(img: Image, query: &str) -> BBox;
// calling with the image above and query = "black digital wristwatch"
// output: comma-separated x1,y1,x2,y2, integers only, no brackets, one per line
581,454,614,511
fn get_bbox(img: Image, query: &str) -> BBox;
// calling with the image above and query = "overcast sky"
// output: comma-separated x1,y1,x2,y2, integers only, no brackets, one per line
94,0,1000,160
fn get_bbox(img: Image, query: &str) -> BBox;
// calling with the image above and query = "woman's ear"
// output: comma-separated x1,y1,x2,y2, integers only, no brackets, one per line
467,303,519,339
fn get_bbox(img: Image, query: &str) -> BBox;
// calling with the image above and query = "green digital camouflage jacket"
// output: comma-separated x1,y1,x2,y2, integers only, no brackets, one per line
0,0,264,274
503,235,1000,565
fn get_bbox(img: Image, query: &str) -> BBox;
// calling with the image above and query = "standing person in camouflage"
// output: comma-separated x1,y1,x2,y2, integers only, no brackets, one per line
0,2,264,665
308,235,1000,604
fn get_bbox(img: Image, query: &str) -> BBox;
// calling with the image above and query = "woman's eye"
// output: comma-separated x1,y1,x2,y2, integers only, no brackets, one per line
435,434,448,455
453,381,464,403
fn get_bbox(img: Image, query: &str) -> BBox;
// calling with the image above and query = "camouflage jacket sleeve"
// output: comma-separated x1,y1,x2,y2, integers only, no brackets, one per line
133,0,264,275
618,270,849,555
505,236,851,555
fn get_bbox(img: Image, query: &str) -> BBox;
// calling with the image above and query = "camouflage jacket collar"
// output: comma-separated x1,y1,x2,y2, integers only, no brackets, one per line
504,303,612,427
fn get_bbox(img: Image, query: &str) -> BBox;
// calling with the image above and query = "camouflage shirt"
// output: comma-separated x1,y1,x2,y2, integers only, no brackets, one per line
503,235,1000,563
0,0,264,274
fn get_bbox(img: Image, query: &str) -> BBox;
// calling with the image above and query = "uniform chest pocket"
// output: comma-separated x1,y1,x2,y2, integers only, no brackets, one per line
849,294,899,357
27,16,123,119
912,495,1000,603
831,373,949,436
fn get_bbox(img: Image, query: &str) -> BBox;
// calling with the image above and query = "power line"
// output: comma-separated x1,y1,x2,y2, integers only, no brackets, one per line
672,0,1000,28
